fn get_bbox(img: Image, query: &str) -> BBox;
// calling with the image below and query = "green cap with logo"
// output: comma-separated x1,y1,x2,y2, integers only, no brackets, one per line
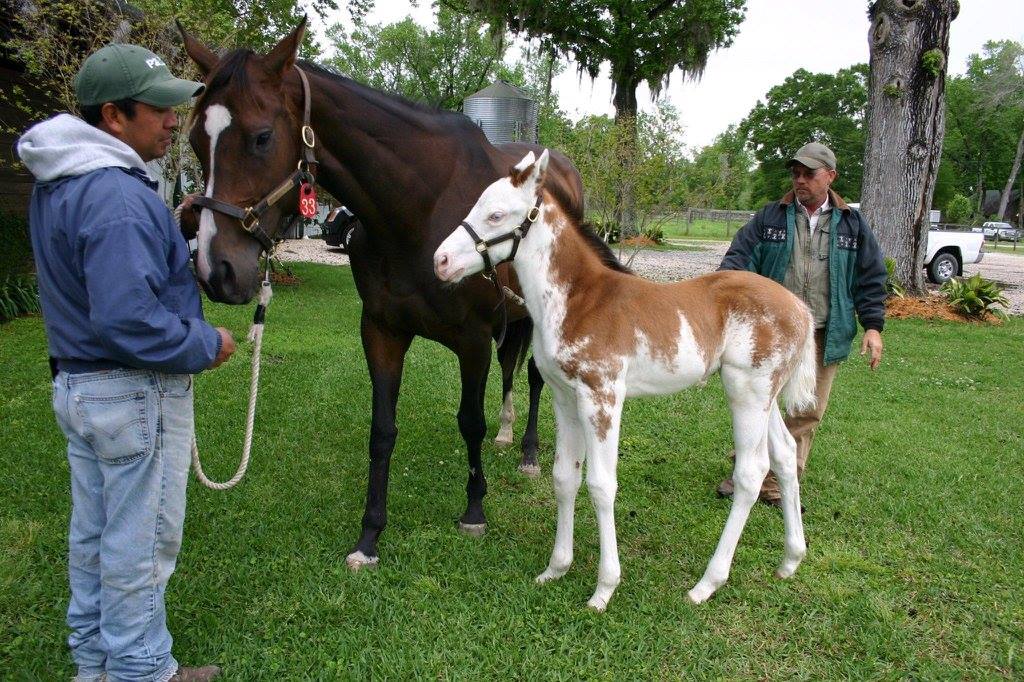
75,43,204,107
786,142,837,171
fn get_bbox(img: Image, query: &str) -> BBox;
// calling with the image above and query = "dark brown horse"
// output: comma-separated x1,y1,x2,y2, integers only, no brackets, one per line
178,20,583,568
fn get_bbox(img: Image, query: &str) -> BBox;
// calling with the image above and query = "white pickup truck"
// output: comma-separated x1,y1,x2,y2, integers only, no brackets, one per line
848,204,984,284
924,228,984,284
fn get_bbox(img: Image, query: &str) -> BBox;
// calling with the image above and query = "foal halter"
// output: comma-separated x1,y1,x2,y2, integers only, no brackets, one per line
459,194,543,274
458,194,542,347
191,66,318,254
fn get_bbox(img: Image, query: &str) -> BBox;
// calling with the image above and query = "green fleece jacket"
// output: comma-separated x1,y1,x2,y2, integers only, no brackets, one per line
719,190,887,365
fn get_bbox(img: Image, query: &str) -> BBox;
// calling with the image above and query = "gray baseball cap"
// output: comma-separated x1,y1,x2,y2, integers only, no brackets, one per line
75,43,204,107
786,142,837,170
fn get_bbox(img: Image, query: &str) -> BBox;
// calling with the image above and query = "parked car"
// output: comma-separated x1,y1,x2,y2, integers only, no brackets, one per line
979,221,1021,240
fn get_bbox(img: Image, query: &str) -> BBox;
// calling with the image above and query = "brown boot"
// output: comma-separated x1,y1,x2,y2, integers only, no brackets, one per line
168,666,221,681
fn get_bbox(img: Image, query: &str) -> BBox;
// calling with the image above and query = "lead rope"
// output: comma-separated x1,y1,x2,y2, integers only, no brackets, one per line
175,202,272,490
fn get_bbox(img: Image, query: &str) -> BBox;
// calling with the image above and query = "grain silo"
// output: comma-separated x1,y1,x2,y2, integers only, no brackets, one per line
463,81,538,145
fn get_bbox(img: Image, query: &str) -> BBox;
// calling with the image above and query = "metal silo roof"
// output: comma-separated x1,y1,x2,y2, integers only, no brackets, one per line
465,80,533,101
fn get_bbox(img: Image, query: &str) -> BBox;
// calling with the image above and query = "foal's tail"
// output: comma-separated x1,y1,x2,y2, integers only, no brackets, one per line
782,320,817,416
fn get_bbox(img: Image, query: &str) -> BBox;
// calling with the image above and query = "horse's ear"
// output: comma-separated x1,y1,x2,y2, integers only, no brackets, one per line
263,16,307,78
534,149,550,186
510,151,537,188
177,20,218,76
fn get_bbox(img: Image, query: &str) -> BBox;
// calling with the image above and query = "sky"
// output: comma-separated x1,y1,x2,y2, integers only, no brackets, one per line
315,0,1024,151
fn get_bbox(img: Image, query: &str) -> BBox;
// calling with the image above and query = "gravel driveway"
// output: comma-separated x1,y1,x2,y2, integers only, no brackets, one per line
276,238,1024,315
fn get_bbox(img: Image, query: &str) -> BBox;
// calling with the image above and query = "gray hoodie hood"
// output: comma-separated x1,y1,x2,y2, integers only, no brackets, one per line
17,113,151,182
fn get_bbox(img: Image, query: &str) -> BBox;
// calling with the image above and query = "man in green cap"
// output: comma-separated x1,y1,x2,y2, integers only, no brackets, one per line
716,141,887,507
18,43,233,682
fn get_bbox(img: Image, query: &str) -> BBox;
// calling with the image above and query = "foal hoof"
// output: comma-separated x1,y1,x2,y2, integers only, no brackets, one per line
586,595,609,613
686,583,715,605
774,560,801,580
345,550,379,572
518,463,541,478
458,521,487,537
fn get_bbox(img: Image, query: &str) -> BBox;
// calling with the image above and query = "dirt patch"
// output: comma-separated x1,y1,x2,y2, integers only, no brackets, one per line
270,270,302,286
886,295,1003,325
622,235,660,248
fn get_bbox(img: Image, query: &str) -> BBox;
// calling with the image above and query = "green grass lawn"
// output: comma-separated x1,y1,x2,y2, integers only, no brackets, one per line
2,263,1022,679
986,241,1024,255
661,216,746,242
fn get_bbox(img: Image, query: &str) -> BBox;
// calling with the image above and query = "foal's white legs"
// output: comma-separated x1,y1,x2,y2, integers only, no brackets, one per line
536,391,584,584
579,391,624,612
766,402,806,578
688,367,772,604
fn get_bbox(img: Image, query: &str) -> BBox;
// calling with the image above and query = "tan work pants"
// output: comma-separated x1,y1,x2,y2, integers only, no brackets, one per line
761,329,839,500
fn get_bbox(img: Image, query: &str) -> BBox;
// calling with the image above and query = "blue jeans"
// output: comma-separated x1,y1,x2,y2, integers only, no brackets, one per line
53,368,194,682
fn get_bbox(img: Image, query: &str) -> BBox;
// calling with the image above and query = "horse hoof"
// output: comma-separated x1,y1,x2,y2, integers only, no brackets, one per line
586,596,608,612
686,584,713,604
775,563,799,580
458,522,487,537
518,463,541,478
494,432,514,448
535,566,567,584
346,550,379,572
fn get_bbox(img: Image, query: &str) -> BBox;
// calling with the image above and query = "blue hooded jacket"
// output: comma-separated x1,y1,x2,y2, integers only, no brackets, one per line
17,114,220,374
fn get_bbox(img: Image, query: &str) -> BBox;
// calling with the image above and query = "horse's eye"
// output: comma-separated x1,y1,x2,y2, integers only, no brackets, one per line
488,211,504,223
254,131,272,148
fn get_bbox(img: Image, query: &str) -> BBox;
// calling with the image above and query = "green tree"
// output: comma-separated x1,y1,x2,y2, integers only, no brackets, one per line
3,0,336,192
684,125,754,209
945,192,972,224
558,105,687,237
445,0,747,236
740,64,868,205
966,40,1024,223
326,7,522,111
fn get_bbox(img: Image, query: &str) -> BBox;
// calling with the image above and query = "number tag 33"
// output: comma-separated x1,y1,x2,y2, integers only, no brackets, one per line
298,182,318,218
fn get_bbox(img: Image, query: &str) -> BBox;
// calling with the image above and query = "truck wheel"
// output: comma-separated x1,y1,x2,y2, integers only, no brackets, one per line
927,252,959,284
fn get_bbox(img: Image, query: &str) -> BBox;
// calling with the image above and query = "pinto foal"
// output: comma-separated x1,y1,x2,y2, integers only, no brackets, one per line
434,150,817,610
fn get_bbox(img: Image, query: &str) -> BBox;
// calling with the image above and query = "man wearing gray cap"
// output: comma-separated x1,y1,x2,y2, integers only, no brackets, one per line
716,142,887,506
18,44,233,682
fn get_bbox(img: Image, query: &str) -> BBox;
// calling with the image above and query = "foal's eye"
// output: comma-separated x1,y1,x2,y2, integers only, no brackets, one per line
487,211,505,223
254,131,272,148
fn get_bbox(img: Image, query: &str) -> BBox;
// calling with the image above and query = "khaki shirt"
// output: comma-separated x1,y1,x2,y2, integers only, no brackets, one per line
783,200,832,328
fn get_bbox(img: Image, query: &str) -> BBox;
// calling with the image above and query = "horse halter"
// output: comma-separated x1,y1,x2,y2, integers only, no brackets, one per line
459,194,543,275
191,66,318,254
458,193,542,347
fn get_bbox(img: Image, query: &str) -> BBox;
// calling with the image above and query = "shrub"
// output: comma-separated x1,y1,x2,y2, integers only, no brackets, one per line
0,212,34,280
593,220,621,244
884,257,905,298
945,193,972,225
641,226,665,244
0,275,40,323
941,274,1009,320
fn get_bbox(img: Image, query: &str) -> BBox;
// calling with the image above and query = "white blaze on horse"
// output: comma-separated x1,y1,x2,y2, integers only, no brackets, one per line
434,150,818,610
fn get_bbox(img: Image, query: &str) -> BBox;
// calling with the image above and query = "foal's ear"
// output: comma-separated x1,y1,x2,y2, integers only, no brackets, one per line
534,149,550,186
522,149,550,193
263,16,307,79
177,20,219,76
510,151,537,188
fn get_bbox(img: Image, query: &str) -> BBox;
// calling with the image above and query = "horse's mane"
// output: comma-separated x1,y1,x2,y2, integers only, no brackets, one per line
298,60,481,134
576,221,634,275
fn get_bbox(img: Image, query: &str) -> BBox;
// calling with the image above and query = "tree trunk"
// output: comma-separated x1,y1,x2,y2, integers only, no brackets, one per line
860,0,959,295
997,125,1024,221
612,74,639,238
